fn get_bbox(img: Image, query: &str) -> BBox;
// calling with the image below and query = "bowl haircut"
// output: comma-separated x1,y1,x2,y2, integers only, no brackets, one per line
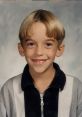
19,9,65,45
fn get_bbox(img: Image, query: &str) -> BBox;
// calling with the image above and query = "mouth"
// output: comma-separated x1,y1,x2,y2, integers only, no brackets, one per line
32,59,48,64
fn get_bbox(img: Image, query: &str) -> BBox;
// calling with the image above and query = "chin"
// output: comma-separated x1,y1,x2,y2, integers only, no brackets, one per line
32,67,46,74
29,64,49,74
28,60,53,74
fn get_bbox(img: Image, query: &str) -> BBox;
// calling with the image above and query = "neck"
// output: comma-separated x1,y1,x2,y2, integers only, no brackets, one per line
29,64,56,93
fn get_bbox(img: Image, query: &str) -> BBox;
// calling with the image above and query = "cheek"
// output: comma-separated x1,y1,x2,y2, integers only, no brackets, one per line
24,49,35,58
48,48,58,57
48,52,56,60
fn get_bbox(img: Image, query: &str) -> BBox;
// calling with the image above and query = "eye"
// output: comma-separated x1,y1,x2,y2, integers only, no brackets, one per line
45,42,53,48
26,41,36,48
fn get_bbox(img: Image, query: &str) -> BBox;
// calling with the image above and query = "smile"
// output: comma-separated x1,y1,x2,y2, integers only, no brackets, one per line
32,59,47,64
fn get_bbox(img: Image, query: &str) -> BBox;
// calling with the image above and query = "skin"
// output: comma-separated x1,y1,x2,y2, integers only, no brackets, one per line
18,22,64,93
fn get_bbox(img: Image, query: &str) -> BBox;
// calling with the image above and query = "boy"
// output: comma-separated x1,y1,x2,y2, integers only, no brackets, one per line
0,9,82,117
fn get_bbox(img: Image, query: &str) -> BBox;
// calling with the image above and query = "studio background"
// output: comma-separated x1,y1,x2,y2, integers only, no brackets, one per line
0,0,82,88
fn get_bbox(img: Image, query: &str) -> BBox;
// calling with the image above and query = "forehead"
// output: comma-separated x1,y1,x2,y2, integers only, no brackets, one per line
28,22,48,40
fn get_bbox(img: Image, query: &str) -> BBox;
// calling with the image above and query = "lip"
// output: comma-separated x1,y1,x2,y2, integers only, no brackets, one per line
32,59,47,64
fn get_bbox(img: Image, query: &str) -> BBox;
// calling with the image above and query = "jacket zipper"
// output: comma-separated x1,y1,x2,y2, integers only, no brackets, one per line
40,93,44,117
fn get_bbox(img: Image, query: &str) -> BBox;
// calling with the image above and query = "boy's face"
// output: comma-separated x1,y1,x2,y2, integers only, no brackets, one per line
18,22,64,74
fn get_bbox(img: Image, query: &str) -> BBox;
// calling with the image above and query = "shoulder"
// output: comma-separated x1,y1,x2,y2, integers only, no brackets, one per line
66,76,82,117
64,74,82,96
66,74,82,86
66,74,82,97
0,74,22,95
66,74,82,87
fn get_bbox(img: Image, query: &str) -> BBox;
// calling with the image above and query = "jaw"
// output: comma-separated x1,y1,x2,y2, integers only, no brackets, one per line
28,58,54,76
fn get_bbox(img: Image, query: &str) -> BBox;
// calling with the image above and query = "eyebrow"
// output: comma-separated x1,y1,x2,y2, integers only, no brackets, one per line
45,39,55,42
24,38,55,42
24,38,34,42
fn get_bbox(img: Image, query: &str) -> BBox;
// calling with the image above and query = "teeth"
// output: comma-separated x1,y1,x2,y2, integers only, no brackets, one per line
35,60,44,63
32,59,46,64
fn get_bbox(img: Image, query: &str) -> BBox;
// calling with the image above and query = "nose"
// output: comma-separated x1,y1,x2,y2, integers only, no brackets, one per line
36,45,43,56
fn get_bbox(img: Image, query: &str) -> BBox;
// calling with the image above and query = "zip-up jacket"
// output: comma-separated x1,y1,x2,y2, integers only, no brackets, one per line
0,63,82,117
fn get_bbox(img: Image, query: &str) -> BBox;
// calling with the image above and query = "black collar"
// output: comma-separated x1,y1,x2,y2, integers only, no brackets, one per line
21,62,66,91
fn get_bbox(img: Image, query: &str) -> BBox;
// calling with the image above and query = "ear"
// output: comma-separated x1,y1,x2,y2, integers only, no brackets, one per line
18,43,25,56
56,42,65,57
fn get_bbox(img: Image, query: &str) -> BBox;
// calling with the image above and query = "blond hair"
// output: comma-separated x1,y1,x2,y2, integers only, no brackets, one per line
19,9,65,45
